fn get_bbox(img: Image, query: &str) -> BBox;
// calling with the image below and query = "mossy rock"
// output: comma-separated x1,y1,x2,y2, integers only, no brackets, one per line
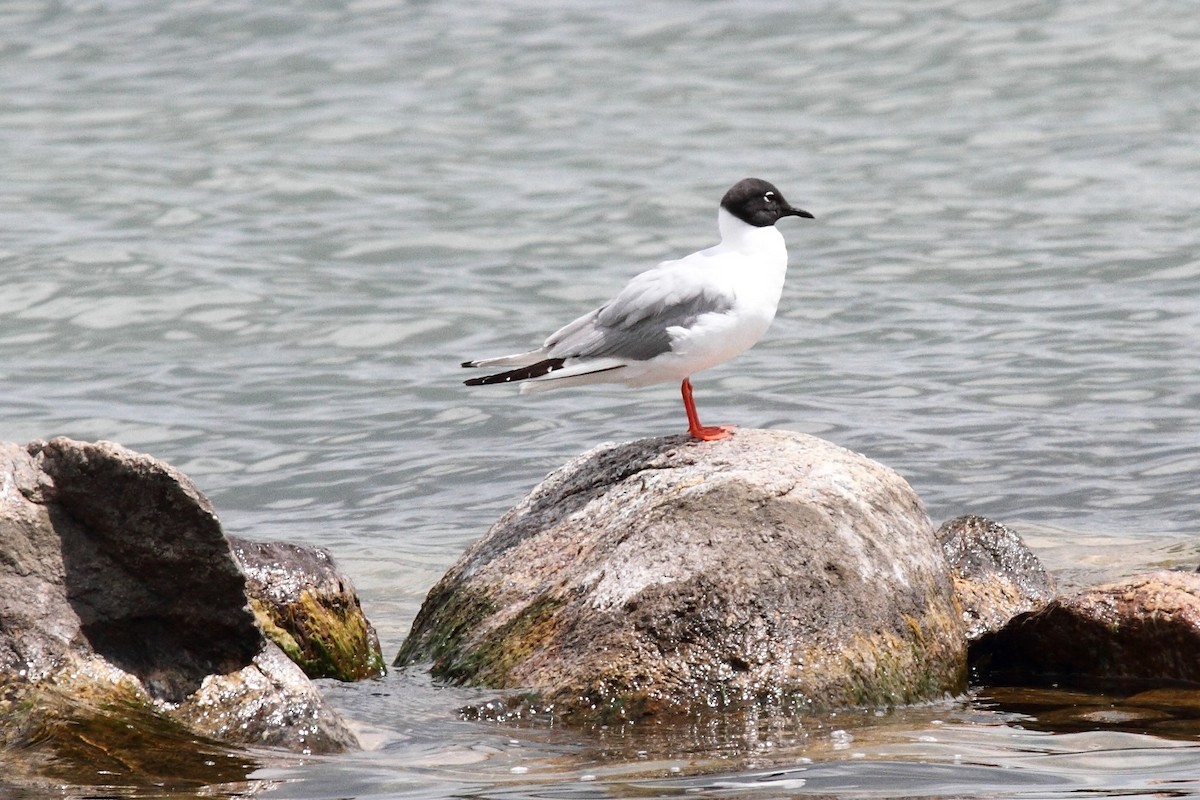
233,537,385,681
250,592,385,681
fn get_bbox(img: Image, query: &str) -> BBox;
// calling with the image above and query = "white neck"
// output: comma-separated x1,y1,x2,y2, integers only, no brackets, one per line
717,207,786,253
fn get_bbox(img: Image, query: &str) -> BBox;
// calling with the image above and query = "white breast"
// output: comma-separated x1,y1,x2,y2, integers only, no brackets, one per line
621,215,790,387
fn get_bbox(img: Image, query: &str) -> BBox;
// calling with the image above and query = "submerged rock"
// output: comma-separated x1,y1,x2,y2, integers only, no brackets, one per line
973,570,1200,689
979,685,1200,740
0,662,263,792
396,429,967,721
937,515,1055,640
0,437,358,771
232,537,385,681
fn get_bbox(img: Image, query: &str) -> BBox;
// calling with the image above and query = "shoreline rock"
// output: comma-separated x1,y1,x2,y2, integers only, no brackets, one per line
233,537,386,681
971,569,1200,690
937,515,1055,640
397,429,968,721
1,437,360,775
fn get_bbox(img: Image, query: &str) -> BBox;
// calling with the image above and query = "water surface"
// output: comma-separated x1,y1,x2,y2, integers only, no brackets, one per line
2,0,1199,796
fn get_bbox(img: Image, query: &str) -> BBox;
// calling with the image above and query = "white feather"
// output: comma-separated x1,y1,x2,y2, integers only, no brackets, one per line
464,205,795,391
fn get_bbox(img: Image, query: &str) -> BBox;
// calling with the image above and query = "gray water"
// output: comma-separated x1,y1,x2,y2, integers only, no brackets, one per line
3,0,1200,796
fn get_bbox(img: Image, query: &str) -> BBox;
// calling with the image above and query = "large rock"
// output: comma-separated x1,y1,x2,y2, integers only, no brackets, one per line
937,515,1055,640
232,537,385,681
396,429,967,721
0,437,358,770
973,570,1200,688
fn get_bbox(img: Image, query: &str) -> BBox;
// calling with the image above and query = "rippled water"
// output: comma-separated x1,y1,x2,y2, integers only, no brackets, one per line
2,0,1199,796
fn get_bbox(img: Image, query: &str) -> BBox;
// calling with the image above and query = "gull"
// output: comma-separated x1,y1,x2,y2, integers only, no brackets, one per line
461,177,812,440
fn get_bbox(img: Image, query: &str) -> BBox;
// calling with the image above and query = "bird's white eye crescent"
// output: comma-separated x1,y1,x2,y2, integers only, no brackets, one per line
764,191,774,200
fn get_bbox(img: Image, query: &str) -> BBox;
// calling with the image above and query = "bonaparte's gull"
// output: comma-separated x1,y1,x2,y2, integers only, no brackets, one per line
462,178,812,441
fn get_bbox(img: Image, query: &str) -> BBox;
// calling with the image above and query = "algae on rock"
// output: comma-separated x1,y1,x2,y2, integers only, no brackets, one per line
233,537,385,681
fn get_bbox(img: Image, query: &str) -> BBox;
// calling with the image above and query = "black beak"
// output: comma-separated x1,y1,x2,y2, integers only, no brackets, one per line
786,205,815,219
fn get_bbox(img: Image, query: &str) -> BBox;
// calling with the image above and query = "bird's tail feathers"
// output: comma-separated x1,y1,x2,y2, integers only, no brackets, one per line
464,358,566,386
464,354,629,392
461,348,546,369
517,359,627,394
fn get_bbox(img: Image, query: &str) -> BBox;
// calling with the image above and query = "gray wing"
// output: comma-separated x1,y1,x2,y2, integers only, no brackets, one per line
543,267,735,362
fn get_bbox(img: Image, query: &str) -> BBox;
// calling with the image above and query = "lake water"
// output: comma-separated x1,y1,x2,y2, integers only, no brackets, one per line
2,0,1200,796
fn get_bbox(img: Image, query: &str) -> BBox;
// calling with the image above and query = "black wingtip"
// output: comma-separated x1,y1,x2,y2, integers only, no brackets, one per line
461,360,475,368
463,358,567,386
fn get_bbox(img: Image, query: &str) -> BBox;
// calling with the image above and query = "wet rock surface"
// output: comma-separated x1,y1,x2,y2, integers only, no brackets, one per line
0,663,263,793
972,570,1200,689
397,429,968,721
0,437,358,776
937,515,1055,640
5,438,262,700
232,536,385,681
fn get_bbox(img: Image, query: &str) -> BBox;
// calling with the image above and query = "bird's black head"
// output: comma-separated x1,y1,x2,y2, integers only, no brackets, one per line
720,178,814,227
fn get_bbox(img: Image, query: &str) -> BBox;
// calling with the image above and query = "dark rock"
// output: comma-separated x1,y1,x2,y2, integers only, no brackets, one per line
972,570,1200,689
231,537,385,681
937,515,1055,639
16,438,262,700
0,437,358,775
396,429,967,721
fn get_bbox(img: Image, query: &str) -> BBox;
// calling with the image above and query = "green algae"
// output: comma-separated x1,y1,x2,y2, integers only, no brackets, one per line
395,584,499,672
395,585,567,687
252,591,385,682
0,677,258,792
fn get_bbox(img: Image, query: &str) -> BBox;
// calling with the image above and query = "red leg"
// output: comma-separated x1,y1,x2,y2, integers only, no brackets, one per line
681,378,733,441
